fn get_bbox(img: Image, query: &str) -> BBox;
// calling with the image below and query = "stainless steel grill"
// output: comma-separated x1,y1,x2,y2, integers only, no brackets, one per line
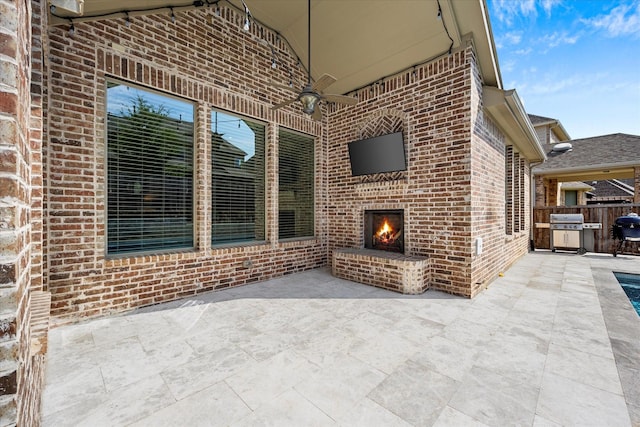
550,213,584,253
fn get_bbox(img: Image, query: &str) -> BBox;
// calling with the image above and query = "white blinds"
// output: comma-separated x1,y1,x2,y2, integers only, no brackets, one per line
278,128,314,239
106,81,194,255
211,110,266,244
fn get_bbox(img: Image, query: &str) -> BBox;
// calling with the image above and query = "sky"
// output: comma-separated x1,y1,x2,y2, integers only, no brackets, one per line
487,0,640,139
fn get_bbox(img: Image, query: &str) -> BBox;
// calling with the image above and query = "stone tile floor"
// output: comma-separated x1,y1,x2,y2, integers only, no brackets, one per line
42,251,640,426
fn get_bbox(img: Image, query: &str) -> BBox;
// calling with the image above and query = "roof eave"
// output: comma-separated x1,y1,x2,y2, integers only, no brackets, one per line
483,86,546,162
533,160,640,175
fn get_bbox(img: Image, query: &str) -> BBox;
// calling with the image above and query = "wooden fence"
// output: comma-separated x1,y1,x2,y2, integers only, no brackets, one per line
533,204,640,255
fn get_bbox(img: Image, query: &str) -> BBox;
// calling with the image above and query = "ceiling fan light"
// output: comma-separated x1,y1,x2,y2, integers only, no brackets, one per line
299,92,321,115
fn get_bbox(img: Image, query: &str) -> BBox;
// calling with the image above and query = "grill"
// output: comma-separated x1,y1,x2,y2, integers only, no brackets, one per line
612,213,640,257
550,213,585,253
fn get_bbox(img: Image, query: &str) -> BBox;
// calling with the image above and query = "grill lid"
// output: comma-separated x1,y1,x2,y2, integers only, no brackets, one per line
615,213,640,227
550,213,584,223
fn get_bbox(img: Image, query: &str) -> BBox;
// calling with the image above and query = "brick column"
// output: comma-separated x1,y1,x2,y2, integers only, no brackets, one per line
0,0,48,425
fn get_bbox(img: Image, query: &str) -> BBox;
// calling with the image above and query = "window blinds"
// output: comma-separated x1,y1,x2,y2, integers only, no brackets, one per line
106,82,194,255
211,110,266,244
278,128,315,240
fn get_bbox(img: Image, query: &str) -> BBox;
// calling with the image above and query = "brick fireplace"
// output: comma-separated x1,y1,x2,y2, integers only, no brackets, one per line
333,207,429,294
364,209,404,254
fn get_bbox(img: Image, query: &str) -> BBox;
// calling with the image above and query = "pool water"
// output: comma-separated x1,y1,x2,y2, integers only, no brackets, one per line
613,272,640,317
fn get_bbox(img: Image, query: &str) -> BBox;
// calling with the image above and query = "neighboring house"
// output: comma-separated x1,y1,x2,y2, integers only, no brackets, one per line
2,1,546,423
559,181,594,206
529,114,640,206
586,179,635,204
529,114,571,146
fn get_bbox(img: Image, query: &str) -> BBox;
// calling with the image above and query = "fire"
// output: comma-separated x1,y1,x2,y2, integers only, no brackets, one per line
377,220,392,237
376,219,400,244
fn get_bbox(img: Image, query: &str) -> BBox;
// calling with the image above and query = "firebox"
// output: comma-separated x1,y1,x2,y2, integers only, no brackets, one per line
364,210,404,253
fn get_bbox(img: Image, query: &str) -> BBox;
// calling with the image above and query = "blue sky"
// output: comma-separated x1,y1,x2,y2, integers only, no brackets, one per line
487,0,640,139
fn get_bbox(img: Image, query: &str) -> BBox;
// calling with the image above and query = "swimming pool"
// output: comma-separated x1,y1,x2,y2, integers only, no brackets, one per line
613,272,640,317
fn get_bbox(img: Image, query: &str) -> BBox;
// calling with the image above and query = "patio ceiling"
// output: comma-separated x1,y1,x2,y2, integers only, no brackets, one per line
49,0,501,95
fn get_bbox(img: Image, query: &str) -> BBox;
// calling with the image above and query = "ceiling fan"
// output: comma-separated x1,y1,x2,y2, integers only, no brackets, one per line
270,0,357,120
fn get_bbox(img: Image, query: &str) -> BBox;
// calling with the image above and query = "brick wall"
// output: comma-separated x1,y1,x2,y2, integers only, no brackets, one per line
326,44,476,296
470,55,530,292
43,6,533,316
327,40,531,298
1,0,49,424
44,7,327,321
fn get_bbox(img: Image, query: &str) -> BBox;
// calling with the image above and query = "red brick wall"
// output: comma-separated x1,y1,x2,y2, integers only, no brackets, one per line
327,46,475,296
1,0,49,424
327,41,531,298
44,8,326,321
469,52,530,293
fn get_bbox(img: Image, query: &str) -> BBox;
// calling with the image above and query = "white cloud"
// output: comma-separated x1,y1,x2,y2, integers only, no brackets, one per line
582,1,640,38
539,31,580,48
514,48,533,55
491,0,561,24
541,0,562,17
495,31,522,48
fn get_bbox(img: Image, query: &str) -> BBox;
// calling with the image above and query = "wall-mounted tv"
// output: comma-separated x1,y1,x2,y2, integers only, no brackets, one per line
347,131,407,176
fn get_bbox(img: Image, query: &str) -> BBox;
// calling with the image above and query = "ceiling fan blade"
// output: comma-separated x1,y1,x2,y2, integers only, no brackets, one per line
269,81,298,93
323,94,358,105
271,98,297,110
311,74,337,93
311,106,323,121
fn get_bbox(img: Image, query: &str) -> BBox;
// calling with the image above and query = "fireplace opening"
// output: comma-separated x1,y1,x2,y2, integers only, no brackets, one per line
364,210,404,253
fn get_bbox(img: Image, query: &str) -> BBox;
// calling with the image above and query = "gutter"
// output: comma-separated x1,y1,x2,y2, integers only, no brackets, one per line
483,86,547,162
533,161,640,176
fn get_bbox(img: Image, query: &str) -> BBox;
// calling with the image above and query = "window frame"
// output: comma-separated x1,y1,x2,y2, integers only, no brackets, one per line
210,107,268,247
277,126,316,241
104,78,196,258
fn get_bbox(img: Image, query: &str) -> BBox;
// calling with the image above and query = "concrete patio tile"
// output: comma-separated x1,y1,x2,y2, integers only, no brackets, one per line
409,335,478,382
41,365,105,418
550,326,614,360
100,338,195,392
161,346,257,400
438,317,496,347
334,397,412,427
131,381,251,427
346,330,420,374
532,414,563,427
225,350,319,410
544,342,623,394
232,389,335,426
536,372,631,426
295,353,386,420
473,338,547,387
45,375,174,427
368,360,460,427
432,406,491,427
41,252,640,427
448,366,538,427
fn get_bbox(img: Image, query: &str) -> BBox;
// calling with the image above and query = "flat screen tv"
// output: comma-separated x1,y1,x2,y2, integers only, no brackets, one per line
348,131,406,176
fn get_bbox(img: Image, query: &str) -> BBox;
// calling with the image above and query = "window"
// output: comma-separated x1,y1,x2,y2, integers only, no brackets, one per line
211,110,265,244
106,81,194,255
278,128,314,239
565,190,578,206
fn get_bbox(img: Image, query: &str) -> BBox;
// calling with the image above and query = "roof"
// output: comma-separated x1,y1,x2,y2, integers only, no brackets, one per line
533,133,640,178
587,179,634,198
560,181,593,191
528,114,571,141
528,114,557,125
49,0,501,95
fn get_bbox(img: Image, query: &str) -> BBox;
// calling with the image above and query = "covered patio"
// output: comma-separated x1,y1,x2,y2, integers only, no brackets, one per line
42,251,640,426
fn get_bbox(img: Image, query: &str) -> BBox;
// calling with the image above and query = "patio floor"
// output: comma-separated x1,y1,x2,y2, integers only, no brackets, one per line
41,251,640,426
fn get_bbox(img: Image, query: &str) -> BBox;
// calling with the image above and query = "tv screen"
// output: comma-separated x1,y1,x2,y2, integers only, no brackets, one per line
348,131,406,176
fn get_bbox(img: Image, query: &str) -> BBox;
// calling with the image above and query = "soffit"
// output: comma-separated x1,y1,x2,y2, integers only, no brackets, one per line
49,0,499,95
